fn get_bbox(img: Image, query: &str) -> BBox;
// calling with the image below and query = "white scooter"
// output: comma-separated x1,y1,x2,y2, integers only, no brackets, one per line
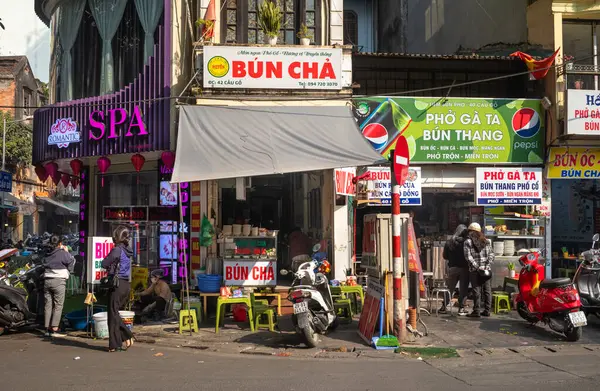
281,244,337,348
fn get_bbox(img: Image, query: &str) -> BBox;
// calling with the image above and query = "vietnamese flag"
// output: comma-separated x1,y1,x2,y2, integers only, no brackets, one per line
201,0,216,39
510,48,560,80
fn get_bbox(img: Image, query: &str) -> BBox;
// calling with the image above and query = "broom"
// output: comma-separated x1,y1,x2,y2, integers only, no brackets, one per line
372,272,400,349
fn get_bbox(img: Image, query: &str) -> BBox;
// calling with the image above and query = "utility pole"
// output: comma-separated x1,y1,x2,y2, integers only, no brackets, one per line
2,115,6,171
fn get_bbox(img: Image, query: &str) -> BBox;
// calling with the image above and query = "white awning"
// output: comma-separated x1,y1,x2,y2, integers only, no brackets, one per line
171,105,384,183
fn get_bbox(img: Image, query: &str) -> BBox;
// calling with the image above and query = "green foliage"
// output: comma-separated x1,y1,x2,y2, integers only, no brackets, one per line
0,111,32,171
296,23,312,39
258,1,282,38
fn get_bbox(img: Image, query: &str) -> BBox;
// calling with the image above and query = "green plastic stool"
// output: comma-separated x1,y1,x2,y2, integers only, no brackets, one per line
492,293,511,314
333,298,353,322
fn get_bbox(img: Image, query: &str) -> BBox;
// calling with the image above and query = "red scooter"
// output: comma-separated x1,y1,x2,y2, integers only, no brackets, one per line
515,250,586,341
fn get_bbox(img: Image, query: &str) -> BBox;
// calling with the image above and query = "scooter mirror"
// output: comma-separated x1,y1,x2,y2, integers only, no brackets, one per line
312,243,322,253
593,233,599,242
280,269,289,276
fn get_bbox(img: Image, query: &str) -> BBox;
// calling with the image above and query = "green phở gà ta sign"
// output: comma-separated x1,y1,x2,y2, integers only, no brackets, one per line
352,97,544,164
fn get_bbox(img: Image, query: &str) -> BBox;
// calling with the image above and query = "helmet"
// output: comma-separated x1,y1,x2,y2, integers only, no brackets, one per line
112,225,130,245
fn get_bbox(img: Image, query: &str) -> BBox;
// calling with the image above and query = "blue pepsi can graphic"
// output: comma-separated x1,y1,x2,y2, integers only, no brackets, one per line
359,98,412,156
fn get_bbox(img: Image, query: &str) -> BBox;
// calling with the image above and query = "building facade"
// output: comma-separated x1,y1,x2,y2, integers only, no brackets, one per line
31,0,192,279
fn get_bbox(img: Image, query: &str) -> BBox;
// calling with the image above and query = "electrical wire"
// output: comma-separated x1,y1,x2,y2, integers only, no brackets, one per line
0,50,584,110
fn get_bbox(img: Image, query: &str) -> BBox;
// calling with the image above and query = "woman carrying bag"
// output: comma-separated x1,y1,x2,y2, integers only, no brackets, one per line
463,223,495,318
101,225,134,352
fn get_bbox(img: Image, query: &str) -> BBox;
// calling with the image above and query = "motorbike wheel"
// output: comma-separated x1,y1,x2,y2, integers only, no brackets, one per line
302,326,319,348
329,316,340,331
564,325,583,342
517,301,538,323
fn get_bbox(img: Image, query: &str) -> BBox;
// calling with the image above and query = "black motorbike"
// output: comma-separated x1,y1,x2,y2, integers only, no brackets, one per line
0,264,45,335
573,233,600,319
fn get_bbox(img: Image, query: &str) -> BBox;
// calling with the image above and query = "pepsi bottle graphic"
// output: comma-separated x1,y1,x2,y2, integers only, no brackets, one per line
360,98,412,157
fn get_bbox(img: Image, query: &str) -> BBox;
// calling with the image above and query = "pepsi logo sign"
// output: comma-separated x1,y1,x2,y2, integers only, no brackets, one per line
512,108,541,139
362,123,388,151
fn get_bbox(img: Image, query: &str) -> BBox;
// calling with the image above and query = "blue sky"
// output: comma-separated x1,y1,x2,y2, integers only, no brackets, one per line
1,0,50,82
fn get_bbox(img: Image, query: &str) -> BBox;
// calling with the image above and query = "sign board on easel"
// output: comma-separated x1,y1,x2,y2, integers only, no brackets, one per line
87,237,115,284
357,281,384,344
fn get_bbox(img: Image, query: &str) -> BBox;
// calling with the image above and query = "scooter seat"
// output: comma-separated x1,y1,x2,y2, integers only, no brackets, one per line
539,278,571,289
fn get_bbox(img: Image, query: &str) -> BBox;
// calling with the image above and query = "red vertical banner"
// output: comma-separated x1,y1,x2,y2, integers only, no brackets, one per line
407,218,425,295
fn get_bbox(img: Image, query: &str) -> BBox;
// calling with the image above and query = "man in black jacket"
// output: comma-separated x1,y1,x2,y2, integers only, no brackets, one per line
440,225,470,316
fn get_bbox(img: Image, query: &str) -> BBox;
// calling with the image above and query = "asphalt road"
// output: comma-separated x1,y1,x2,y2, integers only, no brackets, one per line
1,334,600,391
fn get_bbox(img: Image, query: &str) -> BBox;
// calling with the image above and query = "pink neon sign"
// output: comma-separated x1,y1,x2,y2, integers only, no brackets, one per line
89,106,148,140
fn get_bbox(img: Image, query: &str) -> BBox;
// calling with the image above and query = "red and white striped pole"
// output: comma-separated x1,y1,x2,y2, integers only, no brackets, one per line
390,152,403,339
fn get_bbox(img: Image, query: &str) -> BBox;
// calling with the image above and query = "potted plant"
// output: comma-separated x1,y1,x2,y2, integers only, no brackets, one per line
195,18,215,42
297,23,312,46
507,262,516,278
258,1,282,45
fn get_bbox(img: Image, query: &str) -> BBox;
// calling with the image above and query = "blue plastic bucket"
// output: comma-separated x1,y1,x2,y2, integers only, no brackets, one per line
197,274,221,293
65,306,106,331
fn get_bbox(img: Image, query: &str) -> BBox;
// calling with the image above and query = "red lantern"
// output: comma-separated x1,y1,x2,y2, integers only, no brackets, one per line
71,177,80,189
70,159,83,176
61,173,70,188
131,154,145,172
45,162,58,180
131,153,145,184
161,151,175,169
35,165,48,182
97,156,111,187
45,162,60,186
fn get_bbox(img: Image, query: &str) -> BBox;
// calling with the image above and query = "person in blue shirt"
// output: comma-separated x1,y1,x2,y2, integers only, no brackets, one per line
101,225,134,352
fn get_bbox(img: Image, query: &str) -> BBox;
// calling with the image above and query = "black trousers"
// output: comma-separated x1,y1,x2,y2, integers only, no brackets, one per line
108,280,133,350
470,271,492,314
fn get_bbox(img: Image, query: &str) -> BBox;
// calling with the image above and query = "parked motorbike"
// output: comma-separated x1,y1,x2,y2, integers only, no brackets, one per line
0,262,45,336
573,233,600,318
280,244,336,348
515,249,586,341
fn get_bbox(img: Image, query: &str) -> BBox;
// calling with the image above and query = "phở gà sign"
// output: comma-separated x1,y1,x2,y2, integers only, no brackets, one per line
203,46,342,90
352,97,544,164
48,118,80,148
475,167,542,205
566,89,600,135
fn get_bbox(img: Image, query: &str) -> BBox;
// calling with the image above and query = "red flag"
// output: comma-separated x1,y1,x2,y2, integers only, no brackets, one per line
202,0,216,39
510,48,560,80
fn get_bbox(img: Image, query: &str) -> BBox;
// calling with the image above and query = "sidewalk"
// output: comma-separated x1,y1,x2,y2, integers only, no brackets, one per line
65,304,600,359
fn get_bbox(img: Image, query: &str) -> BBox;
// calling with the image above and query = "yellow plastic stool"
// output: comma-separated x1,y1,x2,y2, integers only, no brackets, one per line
179,309,198,333
184,301,203,324
493,293,511,314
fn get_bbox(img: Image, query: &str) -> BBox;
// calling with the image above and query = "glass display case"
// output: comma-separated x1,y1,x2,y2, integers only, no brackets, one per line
220,236,278,259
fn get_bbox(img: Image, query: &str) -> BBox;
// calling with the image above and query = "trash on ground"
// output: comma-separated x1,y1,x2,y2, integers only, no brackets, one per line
153,352,164,357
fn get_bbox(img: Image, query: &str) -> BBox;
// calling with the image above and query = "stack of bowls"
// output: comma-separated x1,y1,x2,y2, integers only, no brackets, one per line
232,224,242,236
242,224,252,236
493,241,504,255
503,240,515,256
